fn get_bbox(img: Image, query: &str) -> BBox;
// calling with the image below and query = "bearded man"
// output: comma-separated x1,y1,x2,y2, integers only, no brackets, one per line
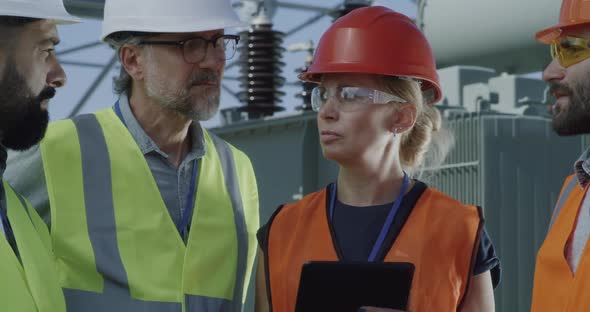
0,0,78,310
531,0,590,310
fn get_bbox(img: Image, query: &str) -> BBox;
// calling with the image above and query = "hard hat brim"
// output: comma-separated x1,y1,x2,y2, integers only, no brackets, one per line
536,21,590,44
0,13,80,24
0,3,80,24
54,17,81,25
100,17,247,41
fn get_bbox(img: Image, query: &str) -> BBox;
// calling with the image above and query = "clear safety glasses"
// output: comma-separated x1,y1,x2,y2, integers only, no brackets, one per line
550,36,590,68
139,34,240,63
311,85,407,112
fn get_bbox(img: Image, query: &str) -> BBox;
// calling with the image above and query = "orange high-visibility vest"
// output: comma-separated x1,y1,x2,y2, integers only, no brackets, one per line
265,186,483,312
532,175,590,311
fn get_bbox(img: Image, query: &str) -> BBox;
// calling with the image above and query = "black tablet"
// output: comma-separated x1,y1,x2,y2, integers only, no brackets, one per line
294,261,414,312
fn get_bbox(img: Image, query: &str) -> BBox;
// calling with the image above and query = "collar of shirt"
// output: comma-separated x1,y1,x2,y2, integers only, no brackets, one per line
116,93,206,162
575,146,590,188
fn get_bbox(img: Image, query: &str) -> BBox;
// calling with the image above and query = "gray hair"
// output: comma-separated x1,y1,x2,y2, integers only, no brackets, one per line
104,32,153,95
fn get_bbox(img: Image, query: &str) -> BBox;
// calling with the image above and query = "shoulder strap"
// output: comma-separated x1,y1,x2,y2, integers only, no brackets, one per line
549,177,579,231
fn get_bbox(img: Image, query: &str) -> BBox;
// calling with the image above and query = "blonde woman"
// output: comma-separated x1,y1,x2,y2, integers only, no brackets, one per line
255,6,499,312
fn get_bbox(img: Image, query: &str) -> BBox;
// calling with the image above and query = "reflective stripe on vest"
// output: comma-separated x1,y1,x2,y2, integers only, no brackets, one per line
531,175,590,311
40,108,259,312
548,175,578,231
0,181,66,312
266,187,482,312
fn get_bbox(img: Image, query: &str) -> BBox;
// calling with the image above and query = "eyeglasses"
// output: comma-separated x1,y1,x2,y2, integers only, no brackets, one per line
311,85,407,112
139,34,240,63
550,36,590,68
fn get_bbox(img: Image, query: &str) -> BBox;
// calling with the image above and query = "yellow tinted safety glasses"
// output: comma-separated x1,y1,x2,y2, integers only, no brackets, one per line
551,36,590,68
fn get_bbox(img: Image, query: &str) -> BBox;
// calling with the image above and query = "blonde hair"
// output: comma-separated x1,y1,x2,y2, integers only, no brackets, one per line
381,76,455,177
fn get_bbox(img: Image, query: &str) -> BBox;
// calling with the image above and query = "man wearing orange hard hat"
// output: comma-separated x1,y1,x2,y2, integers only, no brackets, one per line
532,0,590,311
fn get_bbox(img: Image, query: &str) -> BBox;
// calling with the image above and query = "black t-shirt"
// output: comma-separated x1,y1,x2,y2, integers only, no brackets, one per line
257,181,501,288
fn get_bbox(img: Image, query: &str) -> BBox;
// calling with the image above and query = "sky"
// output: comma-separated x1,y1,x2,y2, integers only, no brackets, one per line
51,0,417,128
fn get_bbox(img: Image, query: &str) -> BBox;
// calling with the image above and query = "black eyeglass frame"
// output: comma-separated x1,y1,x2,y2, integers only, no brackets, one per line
138,34,240,63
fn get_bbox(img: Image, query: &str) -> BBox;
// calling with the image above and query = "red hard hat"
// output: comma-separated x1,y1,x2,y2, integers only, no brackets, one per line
298,6,442,105
536,0,590,44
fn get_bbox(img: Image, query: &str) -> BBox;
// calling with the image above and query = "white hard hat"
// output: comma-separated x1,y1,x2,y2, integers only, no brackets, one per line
101,0,247,41
0,0,80,24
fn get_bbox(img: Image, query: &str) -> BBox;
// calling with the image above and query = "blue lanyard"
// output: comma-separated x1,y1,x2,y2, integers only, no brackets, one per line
329,172,410,262
114,100,126,127
113,101,198,235
0,208,6,237
0,182,8,237
177,163,198,234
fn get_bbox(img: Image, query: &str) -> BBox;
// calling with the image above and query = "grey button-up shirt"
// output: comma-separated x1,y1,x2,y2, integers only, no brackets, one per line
575,148,590,188
566,147,590,272
5,93,207,241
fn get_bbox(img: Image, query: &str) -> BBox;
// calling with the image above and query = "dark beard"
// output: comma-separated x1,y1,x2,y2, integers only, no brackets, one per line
550,75,590,136
0,59,55,150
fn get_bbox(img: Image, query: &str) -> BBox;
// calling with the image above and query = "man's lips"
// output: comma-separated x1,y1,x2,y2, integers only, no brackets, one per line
552,92,568,99
549,94,569,114
547,83,571,115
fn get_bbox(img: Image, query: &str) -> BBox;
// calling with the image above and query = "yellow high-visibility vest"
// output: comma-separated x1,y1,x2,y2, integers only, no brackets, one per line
0,181,66,312
40,108,259,311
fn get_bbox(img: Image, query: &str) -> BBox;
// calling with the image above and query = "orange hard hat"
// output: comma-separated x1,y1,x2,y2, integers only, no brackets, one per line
536,0,590,44
298,6,442,105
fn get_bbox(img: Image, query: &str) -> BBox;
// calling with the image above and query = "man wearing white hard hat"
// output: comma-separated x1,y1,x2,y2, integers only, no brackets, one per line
0,0,78,311
5,0,259,311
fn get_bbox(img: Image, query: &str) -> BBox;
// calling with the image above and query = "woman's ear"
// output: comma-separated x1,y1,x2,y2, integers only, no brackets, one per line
389,103,417,134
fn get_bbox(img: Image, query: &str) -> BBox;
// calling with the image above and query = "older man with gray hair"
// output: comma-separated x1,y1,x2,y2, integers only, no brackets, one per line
6,0,259,311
